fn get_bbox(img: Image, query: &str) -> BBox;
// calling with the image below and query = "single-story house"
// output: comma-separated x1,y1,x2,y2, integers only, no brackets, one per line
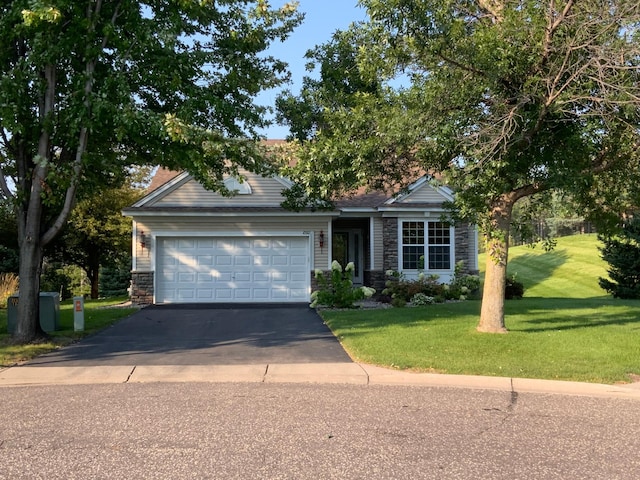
122,164,478,305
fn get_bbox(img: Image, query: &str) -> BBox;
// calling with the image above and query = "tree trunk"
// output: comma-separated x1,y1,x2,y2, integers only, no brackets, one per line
14,221,47,343
477,197,514,333
13,64,55,343
89,261,100,299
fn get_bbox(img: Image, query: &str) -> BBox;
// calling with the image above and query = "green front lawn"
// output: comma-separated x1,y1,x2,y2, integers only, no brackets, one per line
322,234,640,384
0,297,138,367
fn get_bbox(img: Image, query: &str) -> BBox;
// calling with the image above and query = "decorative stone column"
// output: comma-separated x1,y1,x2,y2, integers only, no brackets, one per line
130,271,154,306
455,223,480,275
382,218,398,272
364,270,387,295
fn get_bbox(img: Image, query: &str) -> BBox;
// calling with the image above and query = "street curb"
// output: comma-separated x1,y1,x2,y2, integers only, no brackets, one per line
1,363,640,399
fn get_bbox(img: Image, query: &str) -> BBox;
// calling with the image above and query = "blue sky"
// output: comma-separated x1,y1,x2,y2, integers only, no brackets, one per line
257,0,367,139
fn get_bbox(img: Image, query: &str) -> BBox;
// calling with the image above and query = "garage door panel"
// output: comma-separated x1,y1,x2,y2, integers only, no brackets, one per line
161,272,176,282
216,255,232,266
213,288,230,298
234,255,251,266
178,272,196,283
290,255,308,266
254,239,271,249
253,289,270,299
178,239,196,249
216,239,233,250
271,271,288,282
253,272,270,282
253,255,269,266
161,255,178,266
217,272,232,282
196,289,213,300
272,256,289,266
289,288,308,299
157,236,310,303
291,271,308,282
197,239,215,248
197,255,213,266
176,289,195,300
235,272,251,282
197,273,213,282
234,289,251,299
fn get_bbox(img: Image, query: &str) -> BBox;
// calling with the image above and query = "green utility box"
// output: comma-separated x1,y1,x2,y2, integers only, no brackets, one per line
7,293,61,334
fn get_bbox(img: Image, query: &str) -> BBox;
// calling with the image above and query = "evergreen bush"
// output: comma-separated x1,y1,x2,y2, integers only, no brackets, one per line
100,262,131,297
599,218,640,299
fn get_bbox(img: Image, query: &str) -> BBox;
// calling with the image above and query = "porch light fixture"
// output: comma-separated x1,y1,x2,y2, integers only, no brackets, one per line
319,230,325,250
139,230,147,251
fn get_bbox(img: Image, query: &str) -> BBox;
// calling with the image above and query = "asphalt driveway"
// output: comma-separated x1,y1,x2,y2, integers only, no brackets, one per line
27,304,352,366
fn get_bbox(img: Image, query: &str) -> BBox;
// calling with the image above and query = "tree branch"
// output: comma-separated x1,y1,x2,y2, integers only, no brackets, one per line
42,0,118,246
437,51,488,78
0,164,13,199
0,128,15,199
476,0,504,23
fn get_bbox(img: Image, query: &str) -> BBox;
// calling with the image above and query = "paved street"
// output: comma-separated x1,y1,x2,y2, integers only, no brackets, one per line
4,304,640,479
2,381,640,479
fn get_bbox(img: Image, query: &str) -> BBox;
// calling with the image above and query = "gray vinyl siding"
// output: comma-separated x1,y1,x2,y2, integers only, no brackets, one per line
150,172,288,207
396,184,448,204
372,216,384,270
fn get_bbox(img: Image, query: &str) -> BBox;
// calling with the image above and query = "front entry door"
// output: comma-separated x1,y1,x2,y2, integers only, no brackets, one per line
332,230,364,285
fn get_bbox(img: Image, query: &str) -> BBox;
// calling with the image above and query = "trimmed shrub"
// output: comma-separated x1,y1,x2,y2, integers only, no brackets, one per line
411,292,436,306
505,274,525,299
383,262,480,305
383,270,444,303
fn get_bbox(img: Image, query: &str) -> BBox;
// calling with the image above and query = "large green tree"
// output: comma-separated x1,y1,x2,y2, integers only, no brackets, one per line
278,0,640,333
0,0,302,342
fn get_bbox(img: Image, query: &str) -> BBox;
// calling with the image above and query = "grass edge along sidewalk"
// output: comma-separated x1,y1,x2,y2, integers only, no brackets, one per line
0,297,138,367
321,234,640,385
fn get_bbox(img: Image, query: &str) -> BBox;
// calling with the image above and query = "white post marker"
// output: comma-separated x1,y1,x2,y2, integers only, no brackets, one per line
73,296,85,332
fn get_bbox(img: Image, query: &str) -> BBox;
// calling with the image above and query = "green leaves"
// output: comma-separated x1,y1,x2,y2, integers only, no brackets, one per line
21,3,62,27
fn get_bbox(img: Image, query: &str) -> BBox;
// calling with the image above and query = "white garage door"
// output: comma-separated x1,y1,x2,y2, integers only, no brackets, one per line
156,236,310,303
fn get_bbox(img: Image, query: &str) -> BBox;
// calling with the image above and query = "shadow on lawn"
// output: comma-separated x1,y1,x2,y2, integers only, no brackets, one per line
507,297,640,333
508,248,569,291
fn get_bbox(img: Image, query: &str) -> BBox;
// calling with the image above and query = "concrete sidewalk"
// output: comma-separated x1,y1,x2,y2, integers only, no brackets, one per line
1,362,640,399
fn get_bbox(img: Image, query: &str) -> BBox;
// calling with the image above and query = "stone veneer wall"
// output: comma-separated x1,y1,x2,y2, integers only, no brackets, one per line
454,223,480,274
131,271,154,305
364,270,386,295
382,218,398,272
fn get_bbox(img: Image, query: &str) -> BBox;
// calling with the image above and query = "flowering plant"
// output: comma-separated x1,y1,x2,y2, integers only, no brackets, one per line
311,261,376,308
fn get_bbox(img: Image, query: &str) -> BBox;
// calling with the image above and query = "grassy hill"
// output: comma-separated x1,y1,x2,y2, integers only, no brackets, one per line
479,233,609,298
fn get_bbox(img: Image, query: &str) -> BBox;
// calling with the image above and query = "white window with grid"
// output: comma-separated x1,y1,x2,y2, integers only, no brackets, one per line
399,220,454,272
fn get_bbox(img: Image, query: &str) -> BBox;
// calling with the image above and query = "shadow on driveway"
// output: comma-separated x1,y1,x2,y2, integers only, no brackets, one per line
27,304,352,366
